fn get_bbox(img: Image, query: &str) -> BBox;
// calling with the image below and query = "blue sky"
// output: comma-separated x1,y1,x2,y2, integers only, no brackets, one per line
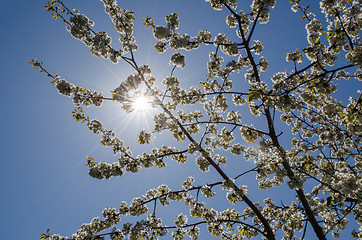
1,0,360,239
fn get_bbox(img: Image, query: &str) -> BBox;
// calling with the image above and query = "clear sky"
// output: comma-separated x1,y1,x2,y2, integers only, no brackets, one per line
1,0,360,239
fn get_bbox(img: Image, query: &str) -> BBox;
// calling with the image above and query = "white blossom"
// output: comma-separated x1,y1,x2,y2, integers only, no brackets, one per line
170,52,185,68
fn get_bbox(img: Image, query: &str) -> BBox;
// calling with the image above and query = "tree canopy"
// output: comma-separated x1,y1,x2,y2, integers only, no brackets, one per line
33,0,361,239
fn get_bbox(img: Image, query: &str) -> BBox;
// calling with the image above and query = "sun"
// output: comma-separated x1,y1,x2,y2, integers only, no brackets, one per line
132,94,152,112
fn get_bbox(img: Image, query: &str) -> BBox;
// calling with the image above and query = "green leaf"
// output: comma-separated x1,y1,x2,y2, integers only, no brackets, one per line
40,229,51,240
303,46,313,53
248,86,257,103
247,93,253,103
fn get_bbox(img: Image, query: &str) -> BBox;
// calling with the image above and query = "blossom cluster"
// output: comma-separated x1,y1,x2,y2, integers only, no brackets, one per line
101,0,137,53
55,79,103,107
205,0,237,11
67,13,94,43
251,0,276,24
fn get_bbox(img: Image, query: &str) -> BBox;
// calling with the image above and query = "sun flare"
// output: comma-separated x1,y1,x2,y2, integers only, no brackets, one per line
132,95,152,112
